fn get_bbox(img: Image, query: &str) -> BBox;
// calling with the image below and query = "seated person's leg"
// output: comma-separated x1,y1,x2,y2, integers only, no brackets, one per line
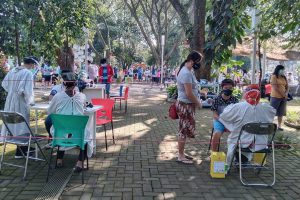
77,147,87,162
74,144,88,172
211,120,225,151
105,83,110,98
45,115,52,138
15,146,32,158
56,151,65,166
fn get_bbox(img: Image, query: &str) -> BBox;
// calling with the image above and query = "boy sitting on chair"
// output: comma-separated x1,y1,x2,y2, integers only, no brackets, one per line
211,79,239,152
219,84,276,168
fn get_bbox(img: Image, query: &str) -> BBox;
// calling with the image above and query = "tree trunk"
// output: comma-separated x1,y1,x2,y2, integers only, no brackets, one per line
192,0,207,80
14,9,21,66
28,19,34,55
15,23,21,66
169,0,192,39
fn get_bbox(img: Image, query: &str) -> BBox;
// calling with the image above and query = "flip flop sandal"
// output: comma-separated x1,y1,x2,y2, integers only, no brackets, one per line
176,158,193,164
185,155,193,160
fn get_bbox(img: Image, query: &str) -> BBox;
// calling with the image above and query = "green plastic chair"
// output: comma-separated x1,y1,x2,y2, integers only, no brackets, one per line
46,114,89,184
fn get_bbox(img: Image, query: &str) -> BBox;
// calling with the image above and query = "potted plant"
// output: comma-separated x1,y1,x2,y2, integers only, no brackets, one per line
233,88,242,100
166,85,177,102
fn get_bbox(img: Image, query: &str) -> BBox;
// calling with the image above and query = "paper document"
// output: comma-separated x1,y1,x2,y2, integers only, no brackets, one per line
214,161,225,173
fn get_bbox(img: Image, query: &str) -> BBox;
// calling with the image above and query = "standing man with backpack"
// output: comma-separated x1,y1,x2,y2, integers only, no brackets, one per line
98,58,114,98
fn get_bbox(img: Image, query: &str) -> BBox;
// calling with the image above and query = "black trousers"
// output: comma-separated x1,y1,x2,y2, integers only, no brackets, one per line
15,146,33,156
57,144,87,161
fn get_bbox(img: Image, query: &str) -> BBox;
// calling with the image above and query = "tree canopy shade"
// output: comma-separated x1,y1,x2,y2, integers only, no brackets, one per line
0,0,299,75
0,0,91,64
258,0,300,48
124,0,185,67
169,0,253,80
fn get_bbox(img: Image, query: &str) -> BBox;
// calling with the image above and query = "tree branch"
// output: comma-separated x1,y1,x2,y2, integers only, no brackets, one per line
125,0,160,60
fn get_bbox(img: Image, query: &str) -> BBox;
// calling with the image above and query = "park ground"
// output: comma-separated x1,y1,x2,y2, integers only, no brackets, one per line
0,84,300,200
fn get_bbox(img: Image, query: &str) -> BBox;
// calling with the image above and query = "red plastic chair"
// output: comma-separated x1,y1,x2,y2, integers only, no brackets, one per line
91,98,115,150
113,86,129,113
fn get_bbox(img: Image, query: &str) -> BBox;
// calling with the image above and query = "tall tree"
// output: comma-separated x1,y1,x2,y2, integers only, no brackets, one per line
124,0,184,67
0,0,92,63
170,0,252,80
258,0,300,48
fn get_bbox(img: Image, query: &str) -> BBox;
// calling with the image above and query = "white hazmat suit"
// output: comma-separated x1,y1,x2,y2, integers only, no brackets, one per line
219,101,276,166
1,66,34,140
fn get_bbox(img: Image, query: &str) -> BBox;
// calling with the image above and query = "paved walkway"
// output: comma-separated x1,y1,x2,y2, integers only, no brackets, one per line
0,84,300,200
61,85,300,200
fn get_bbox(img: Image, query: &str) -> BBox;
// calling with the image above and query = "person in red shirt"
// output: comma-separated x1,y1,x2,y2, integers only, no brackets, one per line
98,58,114,98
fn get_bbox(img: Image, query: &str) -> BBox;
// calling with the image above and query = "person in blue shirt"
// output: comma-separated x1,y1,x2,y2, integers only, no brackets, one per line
137,66,143,82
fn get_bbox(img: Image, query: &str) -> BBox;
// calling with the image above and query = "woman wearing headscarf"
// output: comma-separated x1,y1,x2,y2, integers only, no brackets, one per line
176,51,202,164
1,56,39,158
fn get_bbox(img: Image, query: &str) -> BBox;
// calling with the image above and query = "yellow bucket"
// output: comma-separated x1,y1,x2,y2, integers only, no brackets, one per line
210,151,227,178
253,153,266,166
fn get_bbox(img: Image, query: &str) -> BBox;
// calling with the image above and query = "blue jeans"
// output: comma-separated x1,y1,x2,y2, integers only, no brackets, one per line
105,83,111,95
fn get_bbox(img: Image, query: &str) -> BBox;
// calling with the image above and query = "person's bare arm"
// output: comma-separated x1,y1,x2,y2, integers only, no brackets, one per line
184,83,201,108
213,111,219,120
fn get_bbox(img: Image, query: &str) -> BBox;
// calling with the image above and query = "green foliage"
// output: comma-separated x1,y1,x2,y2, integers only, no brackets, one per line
217,59,244,79
275,133,292,145
232,55,251,71
205,0,253,68
258,0,300,47
91,0,145,66
166,85,178,98
0,0,92,61
286,111,300,125
146,55,156,66
0,67,7,109
232,88,242,100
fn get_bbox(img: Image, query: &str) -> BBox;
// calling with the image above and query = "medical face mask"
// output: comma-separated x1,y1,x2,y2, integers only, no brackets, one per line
279,69,285,76
223,89,233,96
192,62,201,70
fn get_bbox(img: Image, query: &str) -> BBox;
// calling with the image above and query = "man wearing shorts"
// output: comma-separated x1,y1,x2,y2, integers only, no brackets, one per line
211,79,239,152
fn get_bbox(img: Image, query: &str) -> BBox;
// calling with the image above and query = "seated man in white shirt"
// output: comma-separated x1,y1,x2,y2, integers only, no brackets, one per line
46,72,87,173
218,84,276,168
